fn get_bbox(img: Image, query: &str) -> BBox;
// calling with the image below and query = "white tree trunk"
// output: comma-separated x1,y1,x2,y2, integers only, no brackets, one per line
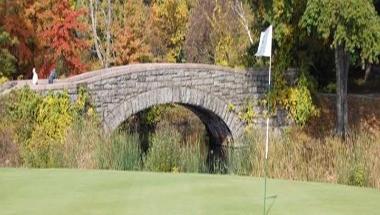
105,0,112,68
232,0,253,45
89,0,105,67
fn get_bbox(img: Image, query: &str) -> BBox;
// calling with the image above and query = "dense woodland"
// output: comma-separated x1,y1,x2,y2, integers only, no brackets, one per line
1,0,379,133
1,0,380,187
0,0,377,80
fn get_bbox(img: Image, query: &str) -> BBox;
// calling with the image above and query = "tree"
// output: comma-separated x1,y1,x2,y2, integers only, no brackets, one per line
231,0,253,45
38,0,88,77
184,0,214,64
0,28,17,79
113,0,151,65
301,0,380,137
89,0,113,68
0,0,34,79
185,0,252,67
148,0,189,62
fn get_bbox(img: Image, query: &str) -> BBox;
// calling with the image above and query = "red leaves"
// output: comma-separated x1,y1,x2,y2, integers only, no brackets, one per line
38,0,88,77
0,0,88,78
0,0,33,71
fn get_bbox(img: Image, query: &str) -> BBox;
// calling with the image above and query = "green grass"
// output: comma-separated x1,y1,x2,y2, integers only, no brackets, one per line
0,168,379,215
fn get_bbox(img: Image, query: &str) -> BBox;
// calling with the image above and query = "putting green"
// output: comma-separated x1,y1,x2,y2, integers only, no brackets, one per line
0,168,379,215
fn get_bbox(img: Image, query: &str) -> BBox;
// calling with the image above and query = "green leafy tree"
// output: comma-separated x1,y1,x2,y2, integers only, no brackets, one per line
0,29,16,79
301,0,380,137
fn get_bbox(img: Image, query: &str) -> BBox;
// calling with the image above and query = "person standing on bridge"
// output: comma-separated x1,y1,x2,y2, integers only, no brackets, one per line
32,68,38,85
48,68,57,84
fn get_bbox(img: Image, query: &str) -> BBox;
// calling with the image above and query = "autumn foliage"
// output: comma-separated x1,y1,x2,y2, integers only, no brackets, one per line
0,0,88,78
0,0,33,77
37,0,88,77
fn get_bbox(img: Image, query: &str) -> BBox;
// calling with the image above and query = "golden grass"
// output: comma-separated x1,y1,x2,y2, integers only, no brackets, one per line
237,127,380,189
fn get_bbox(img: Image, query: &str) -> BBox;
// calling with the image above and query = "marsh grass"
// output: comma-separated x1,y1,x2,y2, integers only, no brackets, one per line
229,128,380,188
143,126,206,173
1,114,379,188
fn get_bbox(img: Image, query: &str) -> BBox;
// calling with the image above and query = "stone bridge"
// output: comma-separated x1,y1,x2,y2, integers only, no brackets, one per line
1,63,290,146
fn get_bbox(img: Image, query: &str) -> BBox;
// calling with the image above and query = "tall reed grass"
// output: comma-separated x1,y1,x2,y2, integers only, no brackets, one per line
143,126,206,173
1,116,379,189
230,128,380,188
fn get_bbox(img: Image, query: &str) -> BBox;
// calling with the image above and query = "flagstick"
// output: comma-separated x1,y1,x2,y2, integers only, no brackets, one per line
263,55,272,215
255,25,273,215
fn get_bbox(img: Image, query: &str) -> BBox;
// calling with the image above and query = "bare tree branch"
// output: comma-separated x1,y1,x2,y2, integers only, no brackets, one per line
105,0,112,68
89,0,105,66
231,0,253,44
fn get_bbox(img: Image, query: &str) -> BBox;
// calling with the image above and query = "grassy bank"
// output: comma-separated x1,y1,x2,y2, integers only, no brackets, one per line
1,168,379,215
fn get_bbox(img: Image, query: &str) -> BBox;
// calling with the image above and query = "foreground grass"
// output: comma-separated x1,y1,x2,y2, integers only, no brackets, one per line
0,169,379,215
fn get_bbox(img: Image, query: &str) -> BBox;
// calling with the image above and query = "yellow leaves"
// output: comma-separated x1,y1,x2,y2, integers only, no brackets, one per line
238,101,257,126
267,71,319,126
150,0,189,62
273,0,285,20
35,92,73,142
0,76,8,85
284,85,319,126
215,34,233,66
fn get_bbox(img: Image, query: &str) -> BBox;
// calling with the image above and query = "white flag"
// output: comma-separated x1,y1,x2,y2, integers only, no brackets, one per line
255,25,272,57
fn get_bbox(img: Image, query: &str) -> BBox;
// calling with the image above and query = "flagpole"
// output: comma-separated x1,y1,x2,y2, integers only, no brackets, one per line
255,25,272,215
263,55,271,215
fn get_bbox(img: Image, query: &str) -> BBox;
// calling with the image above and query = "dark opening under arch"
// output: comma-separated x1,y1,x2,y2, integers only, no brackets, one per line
103,87,244,146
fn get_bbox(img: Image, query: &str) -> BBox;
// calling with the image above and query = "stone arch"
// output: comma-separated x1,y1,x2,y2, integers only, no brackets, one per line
103,87,245,146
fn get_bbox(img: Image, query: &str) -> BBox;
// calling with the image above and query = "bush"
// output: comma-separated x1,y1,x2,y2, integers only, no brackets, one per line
286,73,319,125
3,87,94,167
267,70,319,126
144,128,182,172
0,76,8,85
97,133,141,171
144,126,206,173
6,87,42,146
23,92,74,167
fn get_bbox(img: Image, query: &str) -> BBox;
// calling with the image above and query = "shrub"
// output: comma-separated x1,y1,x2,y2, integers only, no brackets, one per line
24,92,74,167
4,87,94,167
0,76,8,85
286,83,319,126
97,133,141,171
267,70,319,126
144,128,182,172
143,126,206,173
6,87,42,146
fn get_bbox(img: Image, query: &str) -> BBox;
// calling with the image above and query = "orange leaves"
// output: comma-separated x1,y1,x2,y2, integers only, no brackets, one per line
37,0,88,77
114,26,150,65
112,0,151,65
0,0,33,68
